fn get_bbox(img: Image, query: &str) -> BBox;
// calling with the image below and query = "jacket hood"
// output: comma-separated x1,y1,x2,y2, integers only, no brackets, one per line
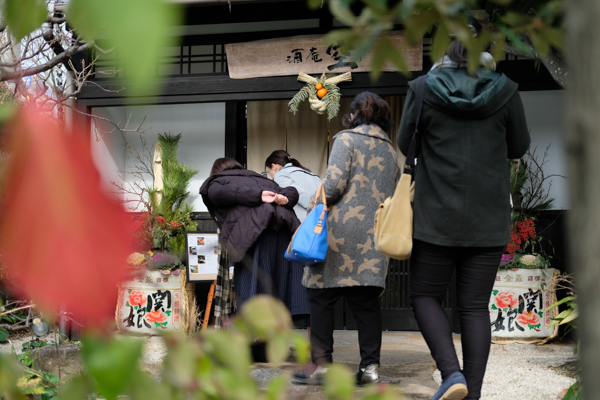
415,68,518,119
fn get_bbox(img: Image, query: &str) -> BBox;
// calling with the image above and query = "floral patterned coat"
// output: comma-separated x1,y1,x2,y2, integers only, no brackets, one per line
302,124,398,290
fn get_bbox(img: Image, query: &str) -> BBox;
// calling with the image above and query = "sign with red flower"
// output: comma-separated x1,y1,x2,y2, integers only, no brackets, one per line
127,291,147,309
488,269,558,343
145,310,168,327
493,291,518,310
116,270,185,334
516,311,541,328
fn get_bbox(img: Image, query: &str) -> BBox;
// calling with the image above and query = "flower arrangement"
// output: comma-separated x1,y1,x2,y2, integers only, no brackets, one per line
125,133,198,262
500,218,550,269
499,147,560,270
147,252,183,275
126,252,148,268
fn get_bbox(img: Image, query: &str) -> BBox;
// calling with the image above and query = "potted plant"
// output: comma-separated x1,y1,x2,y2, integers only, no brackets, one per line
489,146,563,343
115,133,198,334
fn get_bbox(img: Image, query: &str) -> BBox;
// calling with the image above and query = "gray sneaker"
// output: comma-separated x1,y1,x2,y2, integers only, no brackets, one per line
356,364,380,386
292,365,328,385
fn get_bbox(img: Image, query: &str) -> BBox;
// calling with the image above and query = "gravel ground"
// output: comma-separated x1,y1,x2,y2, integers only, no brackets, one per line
1,330,577,400
433,343,578,400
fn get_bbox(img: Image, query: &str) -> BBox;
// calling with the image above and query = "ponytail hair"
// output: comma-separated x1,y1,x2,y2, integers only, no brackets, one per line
343,91,390,132
265,150,311,172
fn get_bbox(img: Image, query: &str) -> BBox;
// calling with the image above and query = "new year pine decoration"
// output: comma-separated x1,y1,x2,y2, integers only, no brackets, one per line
288,72,352,120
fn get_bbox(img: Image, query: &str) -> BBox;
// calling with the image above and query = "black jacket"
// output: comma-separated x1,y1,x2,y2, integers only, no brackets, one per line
199,169,300,263
398,68,530,247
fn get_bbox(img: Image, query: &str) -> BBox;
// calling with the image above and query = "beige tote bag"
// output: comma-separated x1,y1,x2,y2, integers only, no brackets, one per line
373,75,426,260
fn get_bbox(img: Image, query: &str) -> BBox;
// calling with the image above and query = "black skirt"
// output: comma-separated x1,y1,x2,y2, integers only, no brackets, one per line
234,229,310,317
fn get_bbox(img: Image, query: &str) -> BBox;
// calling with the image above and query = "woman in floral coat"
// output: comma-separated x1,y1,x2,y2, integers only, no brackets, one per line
293,92,398,386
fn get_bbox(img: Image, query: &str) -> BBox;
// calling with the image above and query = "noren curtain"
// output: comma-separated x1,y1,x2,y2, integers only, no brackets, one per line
246,95,405,178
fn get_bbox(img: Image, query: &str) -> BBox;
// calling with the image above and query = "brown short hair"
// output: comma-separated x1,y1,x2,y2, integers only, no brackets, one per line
343,92,390,132
210,157,244,176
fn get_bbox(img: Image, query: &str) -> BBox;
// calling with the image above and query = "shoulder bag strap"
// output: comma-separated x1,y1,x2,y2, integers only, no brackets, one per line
403,75,427,175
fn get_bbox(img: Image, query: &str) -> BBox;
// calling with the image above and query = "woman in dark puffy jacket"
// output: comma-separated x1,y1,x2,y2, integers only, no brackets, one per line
199,157,310,322
397,22,530,400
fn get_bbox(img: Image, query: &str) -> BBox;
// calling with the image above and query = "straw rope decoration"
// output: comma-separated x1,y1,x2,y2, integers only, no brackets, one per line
289,71,352,120
180,271,191,333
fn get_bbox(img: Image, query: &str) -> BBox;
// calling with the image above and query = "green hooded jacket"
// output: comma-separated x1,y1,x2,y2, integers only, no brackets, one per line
397,68,530,247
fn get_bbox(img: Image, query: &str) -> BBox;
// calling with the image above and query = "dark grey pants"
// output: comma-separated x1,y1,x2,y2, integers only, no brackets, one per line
410,239,504,400
309,286,382,368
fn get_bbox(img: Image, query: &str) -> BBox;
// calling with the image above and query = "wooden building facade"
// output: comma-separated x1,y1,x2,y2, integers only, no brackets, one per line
77,1,565,331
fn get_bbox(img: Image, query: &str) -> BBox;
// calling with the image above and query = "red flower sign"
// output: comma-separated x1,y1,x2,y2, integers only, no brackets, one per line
128,291,147,308
495,291,518,309
145,310,168,325
516,311,540,326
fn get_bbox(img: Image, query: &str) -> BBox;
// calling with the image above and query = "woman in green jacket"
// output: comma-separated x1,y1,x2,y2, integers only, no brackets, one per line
397,23,530,400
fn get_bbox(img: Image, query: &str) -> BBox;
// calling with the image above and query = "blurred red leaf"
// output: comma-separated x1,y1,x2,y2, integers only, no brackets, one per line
0,105,132,329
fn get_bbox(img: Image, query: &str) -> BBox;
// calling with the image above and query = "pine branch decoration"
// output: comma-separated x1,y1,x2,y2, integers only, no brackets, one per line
289,82,316,115
323,82,341,120
288,72,351,120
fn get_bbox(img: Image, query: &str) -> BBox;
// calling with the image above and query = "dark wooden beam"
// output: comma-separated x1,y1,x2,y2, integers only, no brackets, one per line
182,1,327,26
180,27,322,46
79,72,413,100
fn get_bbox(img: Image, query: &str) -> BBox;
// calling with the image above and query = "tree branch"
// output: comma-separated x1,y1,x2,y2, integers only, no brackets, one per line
504,38,568,88
0,42,88,81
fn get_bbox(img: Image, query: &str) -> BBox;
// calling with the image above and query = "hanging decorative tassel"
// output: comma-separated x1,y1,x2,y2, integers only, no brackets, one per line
288,71,352,120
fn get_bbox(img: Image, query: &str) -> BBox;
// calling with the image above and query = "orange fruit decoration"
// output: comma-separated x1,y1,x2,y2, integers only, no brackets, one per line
315,83,323,90
317,88,328,98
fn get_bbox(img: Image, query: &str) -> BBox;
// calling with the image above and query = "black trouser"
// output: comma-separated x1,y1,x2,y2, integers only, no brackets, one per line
410,239,503,400
309,286,382,368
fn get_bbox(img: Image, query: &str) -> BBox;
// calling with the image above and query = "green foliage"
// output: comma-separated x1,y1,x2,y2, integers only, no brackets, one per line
16,340,48,368
0,327,8,341
547,295,578,332
67,0,182,97
80,335,144,400
323,82,342,120
139,133,199,254
312,0,564,80
546,291,580,398
17,376,47,395
289,82,317,115
6,339,61,399
323,364,355,400
289,77,344,120
167,232,188,260
63,296,315,400
3,0,47,42
504,147,559,269
157,133,198,224
1,296,405,400
563,378,581,400
0,352,26,400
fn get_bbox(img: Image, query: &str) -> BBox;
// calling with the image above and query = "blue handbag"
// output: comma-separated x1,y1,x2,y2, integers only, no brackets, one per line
285,184,328,266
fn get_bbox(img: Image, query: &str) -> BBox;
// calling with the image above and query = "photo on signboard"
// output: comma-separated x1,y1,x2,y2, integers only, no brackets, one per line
186,232,219,282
